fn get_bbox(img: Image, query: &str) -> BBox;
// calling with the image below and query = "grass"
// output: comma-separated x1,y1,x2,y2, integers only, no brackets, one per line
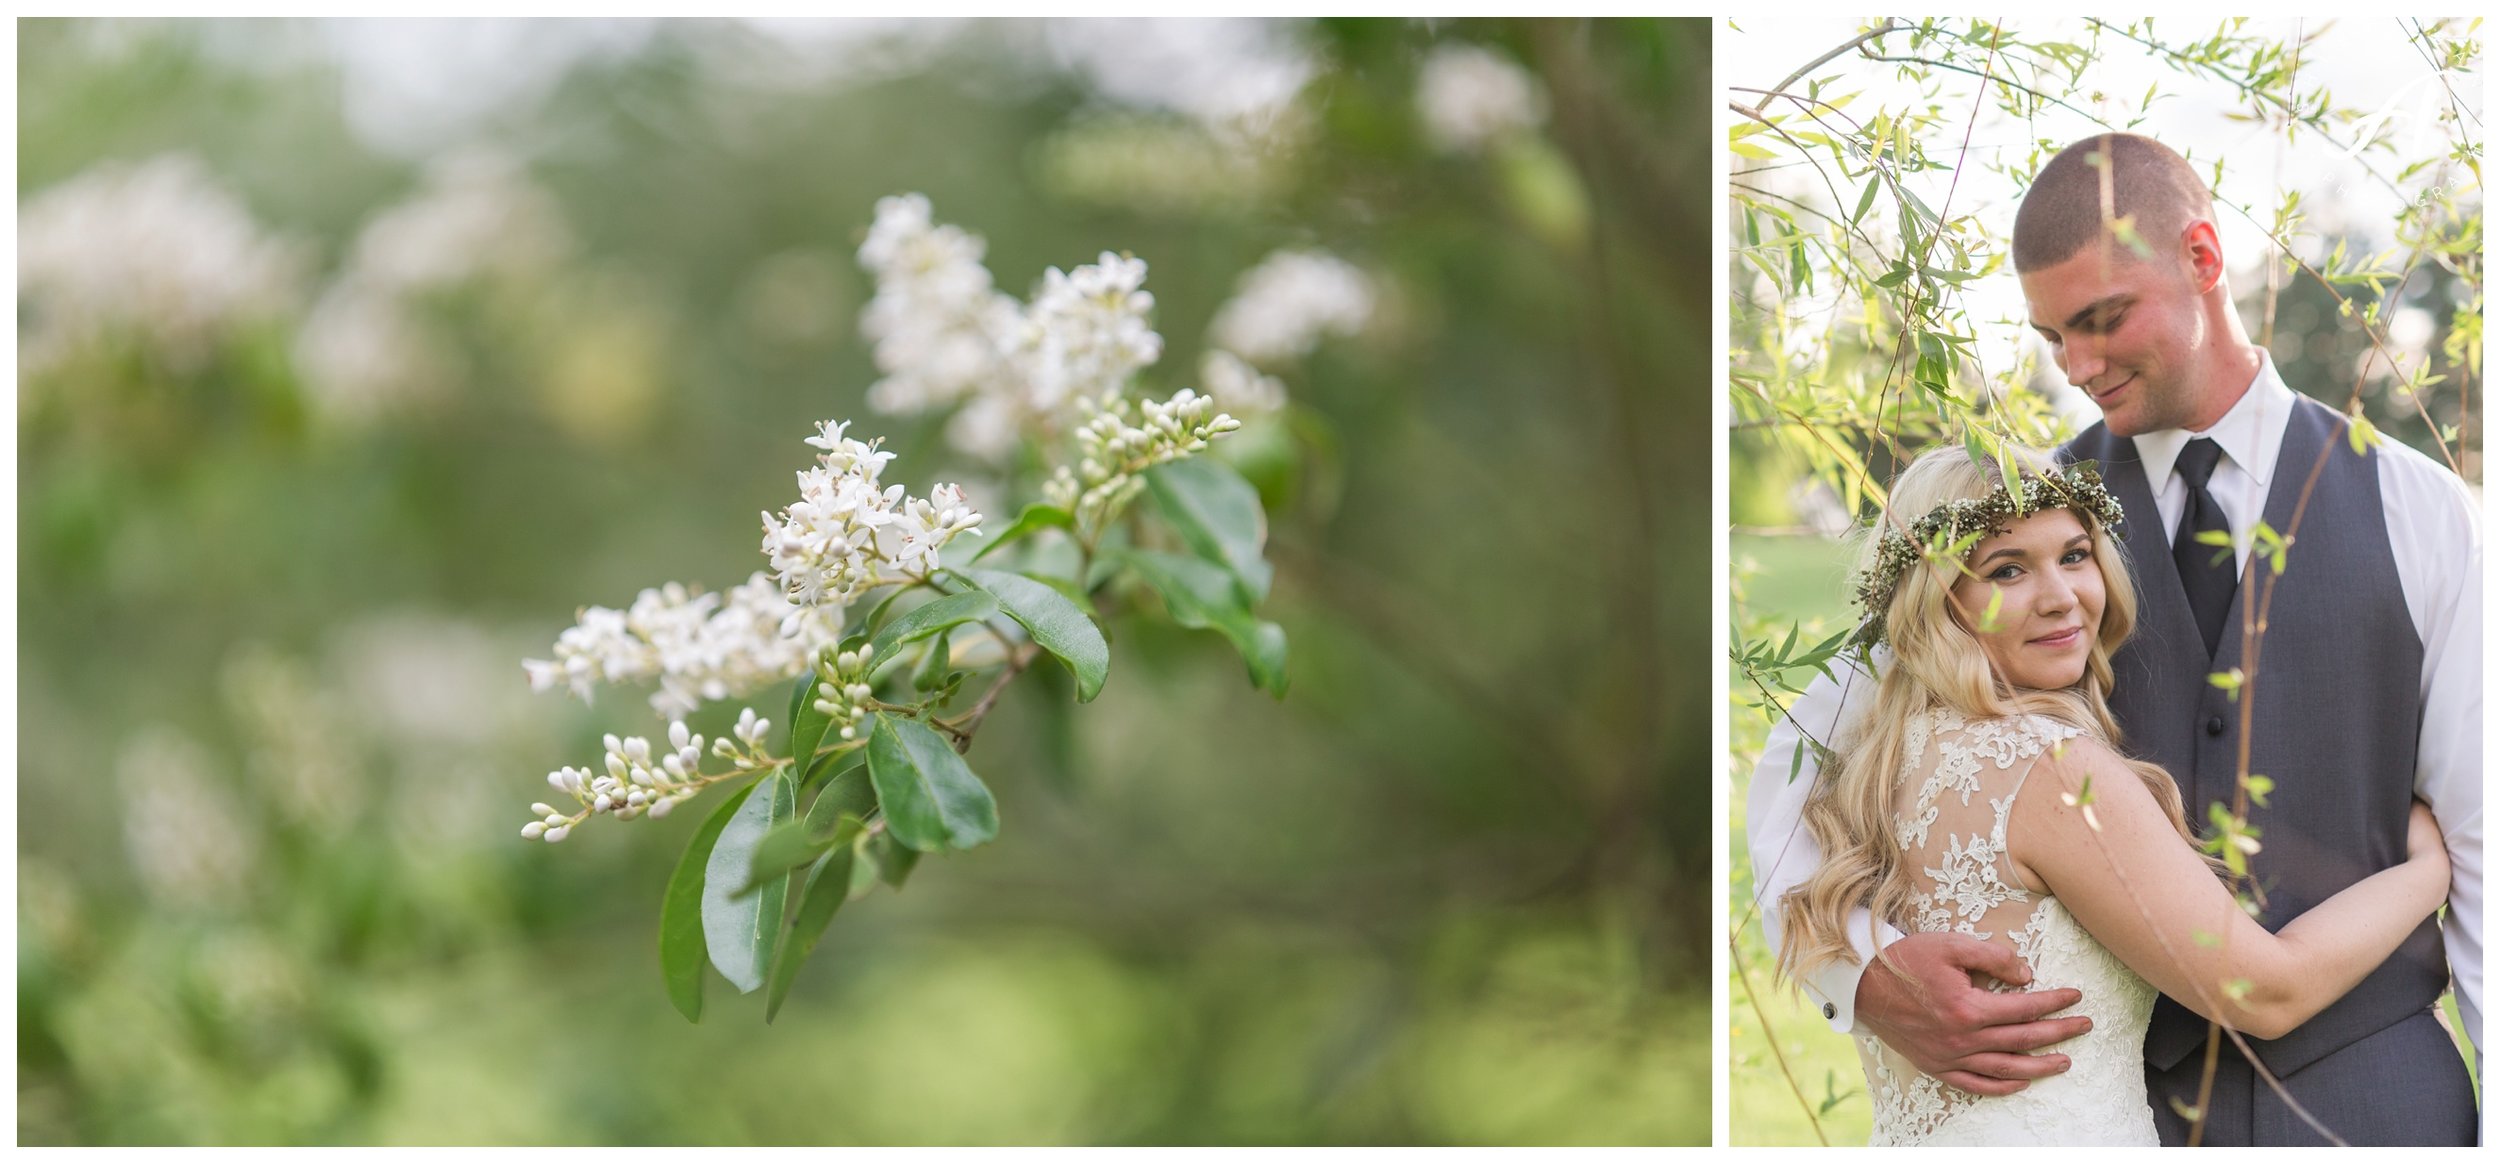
1728,531,1870,1145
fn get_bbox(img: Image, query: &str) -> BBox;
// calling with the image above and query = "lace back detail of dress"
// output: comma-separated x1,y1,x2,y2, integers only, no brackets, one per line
1857,708,2162,1145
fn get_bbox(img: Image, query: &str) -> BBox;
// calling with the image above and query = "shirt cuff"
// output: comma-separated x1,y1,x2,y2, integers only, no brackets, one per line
1804,955,1869,1033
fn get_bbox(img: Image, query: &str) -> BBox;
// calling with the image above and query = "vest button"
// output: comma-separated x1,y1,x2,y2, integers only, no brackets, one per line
2205,715,2226,737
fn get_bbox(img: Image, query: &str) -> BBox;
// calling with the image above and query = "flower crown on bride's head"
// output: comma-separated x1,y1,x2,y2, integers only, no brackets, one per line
1847,461,2126,647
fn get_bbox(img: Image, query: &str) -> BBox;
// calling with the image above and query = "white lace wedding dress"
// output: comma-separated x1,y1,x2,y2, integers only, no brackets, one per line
1855,709,2160,1146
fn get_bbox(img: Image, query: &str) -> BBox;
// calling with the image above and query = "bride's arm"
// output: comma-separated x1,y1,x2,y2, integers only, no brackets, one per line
2010,740,2450,1040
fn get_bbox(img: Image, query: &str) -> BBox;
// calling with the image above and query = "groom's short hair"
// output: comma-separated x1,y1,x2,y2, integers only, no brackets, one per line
2012,133,2215,272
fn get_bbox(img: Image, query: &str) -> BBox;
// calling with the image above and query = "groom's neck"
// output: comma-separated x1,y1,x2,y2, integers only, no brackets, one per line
2178,293,2264,432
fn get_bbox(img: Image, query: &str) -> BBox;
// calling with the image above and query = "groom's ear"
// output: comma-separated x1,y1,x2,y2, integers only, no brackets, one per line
2181,219,2225,294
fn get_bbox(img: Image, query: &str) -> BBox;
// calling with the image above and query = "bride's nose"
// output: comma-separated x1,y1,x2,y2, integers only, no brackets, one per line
2035,566,2076,614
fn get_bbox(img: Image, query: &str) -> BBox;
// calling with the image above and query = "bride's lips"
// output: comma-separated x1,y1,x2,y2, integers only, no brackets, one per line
2029,626,2084,650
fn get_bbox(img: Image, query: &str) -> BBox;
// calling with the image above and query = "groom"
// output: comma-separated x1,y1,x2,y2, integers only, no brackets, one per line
1747,133,2481,1145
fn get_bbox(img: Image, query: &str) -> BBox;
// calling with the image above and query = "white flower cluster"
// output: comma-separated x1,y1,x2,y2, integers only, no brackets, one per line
1020,252,1165,413
19,153,306,378
524,713,773,842
857,193,1024,418
294,150,571,429
119,727,258,911
857,195,1168,461
346,150,569,297
1198,350,1289,417
1047,388,1243,524
810,643,882,746
761,420,985,616
523,572,833,719
1207,249,1374,369
1415,43,1548,155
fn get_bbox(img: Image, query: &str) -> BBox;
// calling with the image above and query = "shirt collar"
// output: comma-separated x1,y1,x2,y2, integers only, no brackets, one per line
2131,352,2293,493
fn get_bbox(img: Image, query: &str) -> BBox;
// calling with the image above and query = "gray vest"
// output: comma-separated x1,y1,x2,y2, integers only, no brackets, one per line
2062,395,2441,1076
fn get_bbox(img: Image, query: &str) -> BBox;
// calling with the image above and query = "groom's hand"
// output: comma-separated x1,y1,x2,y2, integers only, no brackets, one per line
1855,931,2092,1096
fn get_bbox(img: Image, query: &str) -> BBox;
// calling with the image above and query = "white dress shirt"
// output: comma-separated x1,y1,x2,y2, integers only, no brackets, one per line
1745,354,2483,1060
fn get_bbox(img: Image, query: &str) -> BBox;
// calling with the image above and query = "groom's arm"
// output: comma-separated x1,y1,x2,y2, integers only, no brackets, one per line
2416,521,2481,1057
2385,449,2482,1056
1744,655,1887,1029
1747,651,2091,1093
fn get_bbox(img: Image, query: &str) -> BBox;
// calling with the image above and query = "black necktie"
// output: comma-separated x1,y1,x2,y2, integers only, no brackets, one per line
2171,437,2237,658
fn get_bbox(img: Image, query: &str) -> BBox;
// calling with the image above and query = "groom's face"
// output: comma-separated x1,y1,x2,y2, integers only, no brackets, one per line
2020,244,2210,438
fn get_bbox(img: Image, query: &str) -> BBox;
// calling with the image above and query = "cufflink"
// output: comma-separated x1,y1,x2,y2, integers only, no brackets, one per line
1823,1002,1837,1020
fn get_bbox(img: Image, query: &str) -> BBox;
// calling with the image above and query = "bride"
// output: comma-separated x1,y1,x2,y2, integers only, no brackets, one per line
1774,444,2450,1145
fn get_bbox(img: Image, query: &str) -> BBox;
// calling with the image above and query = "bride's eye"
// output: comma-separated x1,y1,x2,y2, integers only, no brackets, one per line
2062,547,2092,566
1988,563,2024,582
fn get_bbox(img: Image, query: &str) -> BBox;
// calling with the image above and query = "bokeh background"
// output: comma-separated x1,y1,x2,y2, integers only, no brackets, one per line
17,17,1709,1145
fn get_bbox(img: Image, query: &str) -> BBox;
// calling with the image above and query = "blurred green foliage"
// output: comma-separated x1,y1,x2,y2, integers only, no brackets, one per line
17,17,1708,1145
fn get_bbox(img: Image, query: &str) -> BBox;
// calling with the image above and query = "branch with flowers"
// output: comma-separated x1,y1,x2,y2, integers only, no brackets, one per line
519,195,1324,1023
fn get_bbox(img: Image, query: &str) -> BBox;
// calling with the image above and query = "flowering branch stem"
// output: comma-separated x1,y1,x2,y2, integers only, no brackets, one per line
940,642,1042,754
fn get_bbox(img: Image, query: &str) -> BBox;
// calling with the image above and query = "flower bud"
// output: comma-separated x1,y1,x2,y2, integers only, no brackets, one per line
649,797,677,819
522,821,547,840
594,794,614,812
669,722,691,751
606,754,629,782
544,824,571,843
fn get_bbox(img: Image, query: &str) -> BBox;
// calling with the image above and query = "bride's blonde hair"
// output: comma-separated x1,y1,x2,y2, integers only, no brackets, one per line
1775,444,2206,983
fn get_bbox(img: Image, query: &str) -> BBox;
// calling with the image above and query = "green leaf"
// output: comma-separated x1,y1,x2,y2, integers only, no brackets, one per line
801,746,864,794
763,843,856,1023
1976,584,2006,633
871,827,921,889
969,501,1075,563
786,669,834,776
1962,427,1993,470
960,567,1110,703
702,765,798,994
868,590,999,665
1119,549,1289,698
846,830,884,900
659,779,759,1023
913,628,959,694
1146,458,1273,603
741,763,876,894
1024,652,1083,798
1850,174,1880,226
866,713,999,852
740,819,833,897
811,762,879,832
2346,412,2383,455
